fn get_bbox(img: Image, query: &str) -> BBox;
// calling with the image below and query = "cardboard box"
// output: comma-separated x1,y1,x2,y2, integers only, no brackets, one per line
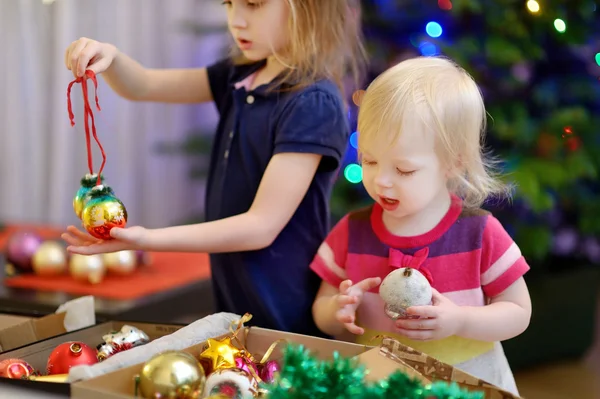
0,320,184,396
0,312,68,352
71,327,370,399
356,337,522,399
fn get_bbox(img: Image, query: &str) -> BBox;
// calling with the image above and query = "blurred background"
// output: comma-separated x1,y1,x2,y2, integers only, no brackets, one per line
1,0,599,397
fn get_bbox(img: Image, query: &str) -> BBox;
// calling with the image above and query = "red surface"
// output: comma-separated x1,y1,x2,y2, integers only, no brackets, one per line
1,225,211,300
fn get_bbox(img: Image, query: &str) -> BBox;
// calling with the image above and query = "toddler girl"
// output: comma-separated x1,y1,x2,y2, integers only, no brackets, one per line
311,56,531,394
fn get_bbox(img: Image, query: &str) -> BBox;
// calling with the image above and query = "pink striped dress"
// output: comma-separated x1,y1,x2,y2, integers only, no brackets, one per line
310,195,529,395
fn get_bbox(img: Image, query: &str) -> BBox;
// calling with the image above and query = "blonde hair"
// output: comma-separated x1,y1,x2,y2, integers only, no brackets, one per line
357,56,510,209
233,0,367,96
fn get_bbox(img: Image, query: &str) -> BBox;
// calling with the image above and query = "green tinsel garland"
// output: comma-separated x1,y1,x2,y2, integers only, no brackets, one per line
263,344,484,399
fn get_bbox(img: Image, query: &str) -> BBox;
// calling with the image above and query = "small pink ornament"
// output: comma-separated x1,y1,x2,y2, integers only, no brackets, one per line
234,356,259,378
259,360,280,383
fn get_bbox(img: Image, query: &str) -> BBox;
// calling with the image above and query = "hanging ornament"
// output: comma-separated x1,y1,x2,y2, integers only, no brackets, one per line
97,325,150,361
379,267,432,320
102,250,137,275
257,360,280,384
67,70,128,239
81,185,128,240
32,240,68,276
5,230,44,273
0,358,35,379
202,368,258,399
136,351,206,399
46,342,98,375
199,337,242,371
69,253,106,284
73,173,105,219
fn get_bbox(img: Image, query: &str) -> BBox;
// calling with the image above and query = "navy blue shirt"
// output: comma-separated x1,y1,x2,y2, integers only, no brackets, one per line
205,58,349,336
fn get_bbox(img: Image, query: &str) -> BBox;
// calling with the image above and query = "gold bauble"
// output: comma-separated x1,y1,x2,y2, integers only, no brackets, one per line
103,250,137,275
69,254,106,284
138,351,205,399
32,241,67,276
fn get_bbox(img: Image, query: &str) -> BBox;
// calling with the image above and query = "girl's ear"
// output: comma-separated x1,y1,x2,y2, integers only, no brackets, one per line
352,89,365,107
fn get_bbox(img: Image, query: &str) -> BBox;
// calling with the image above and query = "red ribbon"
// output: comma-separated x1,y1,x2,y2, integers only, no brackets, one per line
388,247,434,285
67,70,106,186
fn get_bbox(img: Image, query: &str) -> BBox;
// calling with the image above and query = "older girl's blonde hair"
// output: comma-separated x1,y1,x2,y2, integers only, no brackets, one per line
357,56,510,209
233,0,367,96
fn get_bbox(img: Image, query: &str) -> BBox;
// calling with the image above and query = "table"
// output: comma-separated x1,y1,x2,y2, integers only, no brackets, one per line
0,252,215,324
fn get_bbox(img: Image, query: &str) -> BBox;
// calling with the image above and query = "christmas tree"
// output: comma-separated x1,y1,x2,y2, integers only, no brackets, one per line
334,0,600,265
164,0,600,265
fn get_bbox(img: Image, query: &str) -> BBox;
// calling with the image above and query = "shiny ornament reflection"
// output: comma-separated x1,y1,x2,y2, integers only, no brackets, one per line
137,351,205,399
32,241,68,276
81,185,127,240
69,254,106,284
73,173,104,219
103,250,137,275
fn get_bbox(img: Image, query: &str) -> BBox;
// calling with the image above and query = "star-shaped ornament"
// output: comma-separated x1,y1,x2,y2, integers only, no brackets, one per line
199,337,241,370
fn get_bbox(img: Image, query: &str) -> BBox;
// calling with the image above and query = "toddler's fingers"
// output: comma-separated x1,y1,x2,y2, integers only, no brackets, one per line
344,322,364,335
339,279,353,294
336,294,357,307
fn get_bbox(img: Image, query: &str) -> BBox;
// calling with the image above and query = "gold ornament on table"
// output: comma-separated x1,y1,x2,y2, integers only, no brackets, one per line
102,250,137,275
135,351,206,399
69,254,106,284
32,241,68,276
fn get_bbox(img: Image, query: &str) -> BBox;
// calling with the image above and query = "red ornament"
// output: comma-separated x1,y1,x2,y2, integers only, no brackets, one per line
258,360,280,383
46,341,98,375
0,358,35,379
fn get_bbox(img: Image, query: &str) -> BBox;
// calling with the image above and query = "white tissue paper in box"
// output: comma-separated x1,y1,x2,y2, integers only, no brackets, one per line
55,295,96,332
67,312,241,382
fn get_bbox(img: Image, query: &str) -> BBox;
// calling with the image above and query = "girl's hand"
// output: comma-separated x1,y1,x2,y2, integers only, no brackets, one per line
61,225,148,255
65,37,118,78
335,277,381,335
395,288,466,341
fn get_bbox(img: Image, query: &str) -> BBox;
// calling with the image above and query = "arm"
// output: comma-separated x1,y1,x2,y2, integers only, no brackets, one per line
105,49,212,103
143,152,321,252
457,277,531,342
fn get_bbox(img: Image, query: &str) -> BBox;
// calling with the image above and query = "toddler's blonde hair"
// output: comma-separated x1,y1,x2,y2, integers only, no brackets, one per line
233,0,367,96
357,56,510,209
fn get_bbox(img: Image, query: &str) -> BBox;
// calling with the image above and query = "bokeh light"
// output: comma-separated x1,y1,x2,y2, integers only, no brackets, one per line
553,18,566,33
426,22,443,38
344,164,363,184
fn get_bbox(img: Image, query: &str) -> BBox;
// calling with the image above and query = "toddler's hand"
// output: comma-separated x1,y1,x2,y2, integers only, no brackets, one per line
335,277,381,335
395,288,466,341
65,37,118,78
